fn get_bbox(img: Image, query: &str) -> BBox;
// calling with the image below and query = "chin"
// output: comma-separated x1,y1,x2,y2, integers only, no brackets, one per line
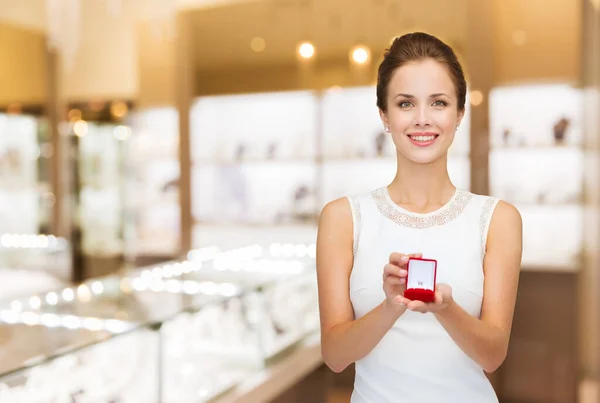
406,152,445,165
398,143,449,165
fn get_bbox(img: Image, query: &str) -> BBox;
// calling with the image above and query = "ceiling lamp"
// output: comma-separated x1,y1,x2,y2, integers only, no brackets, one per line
297,42,316,60
350,45,371,65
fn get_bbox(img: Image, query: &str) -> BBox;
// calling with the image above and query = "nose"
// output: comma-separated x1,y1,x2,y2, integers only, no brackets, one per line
414,105,432,127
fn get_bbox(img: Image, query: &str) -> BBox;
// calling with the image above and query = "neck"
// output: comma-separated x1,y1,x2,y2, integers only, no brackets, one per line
388,152,456,207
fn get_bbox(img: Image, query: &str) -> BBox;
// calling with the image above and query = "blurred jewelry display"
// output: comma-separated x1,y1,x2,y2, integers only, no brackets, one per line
161,302,256,402
0,235,71,298
0,243,320,402
0,329,157,403
553,117,571,145
125,107,180,257
261,277,320,356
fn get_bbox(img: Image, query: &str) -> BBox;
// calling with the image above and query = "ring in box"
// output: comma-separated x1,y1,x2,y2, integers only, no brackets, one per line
405,257,437,303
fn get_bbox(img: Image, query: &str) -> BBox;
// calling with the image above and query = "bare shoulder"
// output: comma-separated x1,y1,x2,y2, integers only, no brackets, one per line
317,197,354,256
318,197,353,229
486,199,523,264
489,200,522,240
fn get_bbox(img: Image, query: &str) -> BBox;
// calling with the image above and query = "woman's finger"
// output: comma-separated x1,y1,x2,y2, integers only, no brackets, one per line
383,263,407,279
389,253,409,265
384,277,405,286
389,252,423,268
407,301,426,311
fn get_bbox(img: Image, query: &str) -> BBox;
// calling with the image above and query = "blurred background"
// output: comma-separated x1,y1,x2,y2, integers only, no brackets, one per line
0,0,598,402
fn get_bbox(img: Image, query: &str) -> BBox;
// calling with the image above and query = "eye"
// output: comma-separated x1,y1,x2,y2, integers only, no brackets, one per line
398,101,413,108
432,100,448,107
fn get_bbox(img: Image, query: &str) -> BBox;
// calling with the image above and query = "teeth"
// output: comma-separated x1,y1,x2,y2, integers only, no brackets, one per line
411,135,436,142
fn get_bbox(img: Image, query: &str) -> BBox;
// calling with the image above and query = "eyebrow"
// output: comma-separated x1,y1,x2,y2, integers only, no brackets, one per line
395,93,450,98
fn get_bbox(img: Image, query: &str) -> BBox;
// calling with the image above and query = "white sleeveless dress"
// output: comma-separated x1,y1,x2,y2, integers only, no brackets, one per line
347,186,500,403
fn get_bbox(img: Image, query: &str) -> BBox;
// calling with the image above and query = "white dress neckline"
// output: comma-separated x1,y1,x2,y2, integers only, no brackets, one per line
382,186,460,217
372,187,473,229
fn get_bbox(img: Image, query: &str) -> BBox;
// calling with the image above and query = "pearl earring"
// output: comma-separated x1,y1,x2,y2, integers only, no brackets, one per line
385,127,390,133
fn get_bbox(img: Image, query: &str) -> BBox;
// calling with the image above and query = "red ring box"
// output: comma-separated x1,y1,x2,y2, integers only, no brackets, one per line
404,257,437,303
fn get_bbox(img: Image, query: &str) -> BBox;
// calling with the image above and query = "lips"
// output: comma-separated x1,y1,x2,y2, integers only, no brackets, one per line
407,132,439,147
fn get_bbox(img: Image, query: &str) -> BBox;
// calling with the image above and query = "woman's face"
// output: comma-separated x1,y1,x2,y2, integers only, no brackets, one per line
380,58,464,165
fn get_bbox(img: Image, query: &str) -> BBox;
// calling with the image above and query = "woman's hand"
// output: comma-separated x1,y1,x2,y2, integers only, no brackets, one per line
398,283,454,314
382,252,422,312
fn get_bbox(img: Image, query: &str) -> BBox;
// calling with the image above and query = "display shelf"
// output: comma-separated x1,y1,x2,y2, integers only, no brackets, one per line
0,234,72,300
192,162,318,225
489,83,584,268
127,107,179,163
489,147,583,205
192,224,317,251
126,107,180,259
489,83,583,148
0,113,43,235
518,204,583,268
77,122,127,257
193,157,315,166
0,325,159,403
0,245,319,402
212,333,322,403
190,91,318,163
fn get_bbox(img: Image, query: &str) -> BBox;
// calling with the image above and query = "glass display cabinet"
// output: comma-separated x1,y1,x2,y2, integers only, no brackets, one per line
126,107,181,262
77,122,128,258
488,83,584,269
0,112,56,236
190,90,319,229
0,234,71,303
0,322,159,403
0,243,319,402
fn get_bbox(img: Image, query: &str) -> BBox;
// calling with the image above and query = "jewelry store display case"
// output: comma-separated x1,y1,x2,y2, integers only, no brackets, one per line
125,107,181,262
0,111,73,300
488,83,584,270
0,242,319,402
0,112,50,236
62,101,136,280
190,90,319,228
0,234,71,301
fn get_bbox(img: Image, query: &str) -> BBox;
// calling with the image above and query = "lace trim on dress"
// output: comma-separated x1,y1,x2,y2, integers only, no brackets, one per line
372,187,473,229
348,196,362,257
479,197,498,260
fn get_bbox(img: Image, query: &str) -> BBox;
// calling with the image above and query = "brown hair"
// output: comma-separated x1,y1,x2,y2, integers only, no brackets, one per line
376,32,467,113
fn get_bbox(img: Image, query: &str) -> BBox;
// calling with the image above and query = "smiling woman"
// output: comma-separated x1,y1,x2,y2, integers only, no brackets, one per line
316,32,523,403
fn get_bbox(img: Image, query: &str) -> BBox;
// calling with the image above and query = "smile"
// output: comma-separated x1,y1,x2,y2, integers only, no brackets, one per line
407,133,439,147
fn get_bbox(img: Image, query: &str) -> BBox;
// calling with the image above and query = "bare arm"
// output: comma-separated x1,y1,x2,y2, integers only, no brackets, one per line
433,201,523,372
316,198,409,373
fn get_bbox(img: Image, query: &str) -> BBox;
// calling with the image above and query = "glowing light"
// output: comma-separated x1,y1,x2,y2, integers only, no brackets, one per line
298,42,315,59
470,90,484,106
73,120,88,137
351,45,370,64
